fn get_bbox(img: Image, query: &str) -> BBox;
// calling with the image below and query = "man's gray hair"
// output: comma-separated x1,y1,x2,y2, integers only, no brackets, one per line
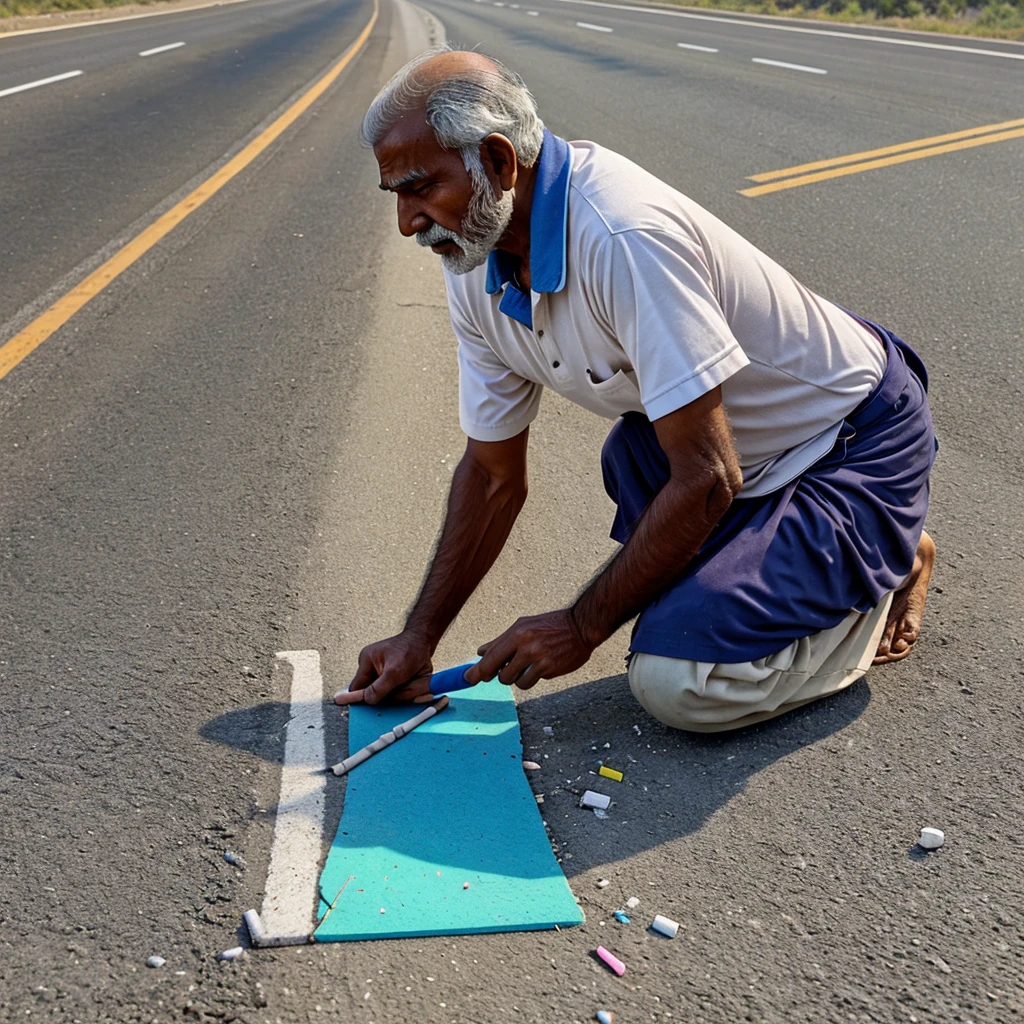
362,46,546,179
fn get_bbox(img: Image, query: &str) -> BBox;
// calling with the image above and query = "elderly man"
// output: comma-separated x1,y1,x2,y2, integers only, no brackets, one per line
337,48,936,732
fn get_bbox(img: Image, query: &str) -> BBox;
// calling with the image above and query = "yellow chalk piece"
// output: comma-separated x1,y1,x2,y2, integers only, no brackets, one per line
599,766,623,783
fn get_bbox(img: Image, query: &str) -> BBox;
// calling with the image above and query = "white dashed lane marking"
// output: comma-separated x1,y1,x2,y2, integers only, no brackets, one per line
678,42,719,52
752,57,827,74
0,70,82,100
577,20,613,31
139,41,186,57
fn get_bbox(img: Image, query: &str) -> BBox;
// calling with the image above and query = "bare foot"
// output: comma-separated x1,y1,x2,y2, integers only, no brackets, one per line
873,531,936,664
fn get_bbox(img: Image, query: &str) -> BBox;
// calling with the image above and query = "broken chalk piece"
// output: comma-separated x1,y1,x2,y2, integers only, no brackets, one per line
542,726,554,736
651,914,679,938
223,851,245,869
598,766,623,783
596,946,626,976
463,882,471,890
243,909,264,946
596,878,610,888
597,1012,614,1024
613,911,630,924
593,808,609,819
523,761,542,771
626,896,640,909
919,827,945,850
216,947,244,962
146,956,165,969
580,790,611,811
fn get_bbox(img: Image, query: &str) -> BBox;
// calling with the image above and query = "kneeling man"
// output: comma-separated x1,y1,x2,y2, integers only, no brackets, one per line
339,48,937,732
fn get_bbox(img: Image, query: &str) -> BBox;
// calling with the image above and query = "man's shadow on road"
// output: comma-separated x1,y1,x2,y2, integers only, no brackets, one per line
199,672,869,877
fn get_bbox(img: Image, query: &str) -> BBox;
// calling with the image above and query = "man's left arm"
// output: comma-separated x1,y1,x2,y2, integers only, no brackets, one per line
466,386,742,689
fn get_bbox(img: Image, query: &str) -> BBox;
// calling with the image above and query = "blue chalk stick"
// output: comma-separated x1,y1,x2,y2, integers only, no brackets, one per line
429,662,478,695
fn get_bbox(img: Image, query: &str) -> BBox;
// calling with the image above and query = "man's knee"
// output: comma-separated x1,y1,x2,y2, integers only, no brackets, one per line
627,651,768,733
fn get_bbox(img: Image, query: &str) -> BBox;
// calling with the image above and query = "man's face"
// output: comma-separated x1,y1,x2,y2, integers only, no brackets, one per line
375,112,513,275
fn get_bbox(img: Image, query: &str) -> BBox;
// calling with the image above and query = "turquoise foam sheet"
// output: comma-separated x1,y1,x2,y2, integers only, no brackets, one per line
314,679,584,941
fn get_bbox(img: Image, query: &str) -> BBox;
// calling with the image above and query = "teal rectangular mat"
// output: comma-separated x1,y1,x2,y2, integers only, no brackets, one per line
314,679,583,941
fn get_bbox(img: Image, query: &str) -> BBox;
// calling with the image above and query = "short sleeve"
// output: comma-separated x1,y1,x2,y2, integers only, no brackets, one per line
448,292,542,442
600,228,749,421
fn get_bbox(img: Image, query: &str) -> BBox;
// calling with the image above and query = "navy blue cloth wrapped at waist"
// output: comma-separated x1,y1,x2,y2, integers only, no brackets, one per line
601,323,937,664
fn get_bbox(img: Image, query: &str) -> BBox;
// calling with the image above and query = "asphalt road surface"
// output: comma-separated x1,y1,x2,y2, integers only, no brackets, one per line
1,0,1023,1020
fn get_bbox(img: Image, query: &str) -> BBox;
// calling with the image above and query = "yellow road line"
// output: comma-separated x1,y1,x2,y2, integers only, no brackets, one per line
740,125,1024,198
748,115,1024,183
0,0,378,383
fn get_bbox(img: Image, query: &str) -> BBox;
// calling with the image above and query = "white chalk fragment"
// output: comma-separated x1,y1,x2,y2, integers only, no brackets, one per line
651,914,679,938
542,726,554,736
593,808,609,819
626,896,640,909
242,909,264,946
580,790,611,810
216,947,244,962
919,827,945,850
632,725,641,736
523,760,542,771
146,956,165,968
597,878,610,888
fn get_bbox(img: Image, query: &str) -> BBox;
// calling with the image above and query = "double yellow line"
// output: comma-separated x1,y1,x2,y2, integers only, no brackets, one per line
741,115,1024,197
0,0,378,383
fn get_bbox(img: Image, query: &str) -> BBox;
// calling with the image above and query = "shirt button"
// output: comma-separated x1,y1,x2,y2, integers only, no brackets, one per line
537,330,545,337
552,360,560,368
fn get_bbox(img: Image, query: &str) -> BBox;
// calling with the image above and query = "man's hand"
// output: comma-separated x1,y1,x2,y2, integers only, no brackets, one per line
336,632,434,706
465,609,595,691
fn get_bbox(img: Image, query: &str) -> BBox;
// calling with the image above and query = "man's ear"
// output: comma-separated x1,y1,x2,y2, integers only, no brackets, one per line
480,133,518,191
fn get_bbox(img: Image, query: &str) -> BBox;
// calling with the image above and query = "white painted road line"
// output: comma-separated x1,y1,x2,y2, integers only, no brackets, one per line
258,650,326,945
577,20,613,31
554,0,1024,61
527,9,539,13
752,57,827,74
0,70,82,100
139,41,186,57
678,42,719,53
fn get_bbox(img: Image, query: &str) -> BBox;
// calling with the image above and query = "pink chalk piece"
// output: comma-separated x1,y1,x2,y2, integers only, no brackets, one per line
596,946,626,976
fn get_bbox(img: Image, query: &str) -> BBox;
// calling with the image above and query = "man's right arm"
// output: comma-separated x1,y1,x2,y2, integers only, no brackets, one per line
344,427,530,704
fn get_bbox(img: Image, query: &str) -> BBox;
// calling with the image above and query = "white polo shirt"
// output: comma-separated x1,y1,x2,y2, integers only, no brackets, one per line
443,131,887,498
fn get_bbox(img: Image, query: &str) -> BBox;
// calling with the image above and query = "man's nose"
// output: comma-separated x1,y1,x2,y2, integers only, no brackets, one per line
397,196,431,237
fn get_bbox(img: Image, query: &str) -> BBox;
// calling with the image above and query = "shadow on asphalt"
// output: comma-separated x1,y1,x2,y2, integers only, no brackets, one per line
198,672,868,876
516,671,870,878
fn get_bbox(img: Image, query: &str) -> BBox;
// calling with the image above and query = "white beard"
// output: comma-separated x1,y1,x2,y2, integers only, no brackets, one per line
416,178,515,275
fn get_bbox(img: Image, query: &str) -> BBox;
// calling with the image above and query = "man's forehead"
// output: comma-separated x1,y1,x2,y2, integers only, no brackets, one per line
374,110,444,173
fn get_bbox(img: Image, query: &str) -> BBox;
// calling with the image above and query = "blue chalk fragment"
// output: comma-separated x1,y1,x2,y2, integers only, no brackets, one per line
429,662,478,695
613,911,630,924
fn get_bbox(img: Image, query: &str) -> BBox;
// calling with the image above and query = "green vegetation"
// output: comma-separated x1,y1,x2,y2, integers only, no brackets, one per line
2,0,1022,39
673,0,1024,39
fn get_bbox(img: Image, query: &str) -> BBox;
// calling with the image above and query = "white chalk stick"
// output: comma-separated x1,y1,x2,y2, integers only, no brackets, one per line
580,790,610,810
331,697,449,776
651,914,679,938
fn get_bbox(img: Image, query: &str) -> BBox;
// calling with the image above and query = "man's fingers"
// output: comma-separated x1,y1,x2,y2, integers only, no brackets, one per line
334,689,366,706
364,665,432,705
348,650,379,692
471,636,517,684
498,650,534,687
515,663,544,690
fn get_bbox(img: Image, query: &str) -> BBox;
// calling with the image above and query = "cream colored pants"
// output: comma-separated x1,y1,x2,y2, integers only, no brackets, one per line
627,593,893,733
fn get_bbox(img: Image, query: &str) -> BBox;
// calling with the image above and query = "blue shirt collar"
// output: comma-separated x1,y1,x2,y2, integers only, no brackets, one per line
485,129,572,296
